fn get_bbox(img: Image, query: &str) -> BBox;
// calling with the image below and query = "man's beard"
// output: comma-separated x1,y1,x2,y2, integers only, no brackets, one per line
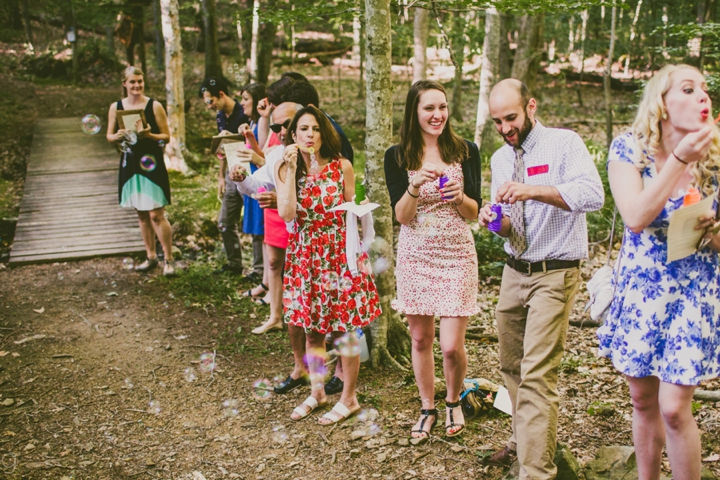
502,110,534,147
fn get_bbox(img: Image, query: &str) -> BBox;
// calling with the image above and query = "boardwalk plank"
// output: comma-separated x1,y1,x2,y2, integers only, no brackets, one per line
9,118,147,265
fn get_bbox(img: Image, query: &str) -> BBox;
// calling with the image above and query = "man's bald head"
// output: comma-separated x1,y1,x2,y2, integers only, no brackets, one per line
272,102,303,143
489,78,532,111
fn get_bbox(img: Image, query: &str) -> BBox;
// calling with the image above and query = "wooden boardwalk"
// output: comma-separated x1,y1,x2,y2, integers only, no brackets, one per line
9,118,145,265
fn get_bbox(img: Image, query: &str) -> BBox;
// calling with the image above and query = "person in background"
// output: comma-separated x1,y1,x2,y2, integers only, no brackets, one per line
275,105,381,424
478,78,604,479
598,64,720,480
384,80,482,442
199,77,250,277
107,66,175,276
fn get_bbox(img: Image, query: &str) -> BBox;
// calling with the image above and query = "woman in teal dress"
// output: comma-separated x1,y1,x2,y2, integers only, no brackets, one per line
106,66,175,276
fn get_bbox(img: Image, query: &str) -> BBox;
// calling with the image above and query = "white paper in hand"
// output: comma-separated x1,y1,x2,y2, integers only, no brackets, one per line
328,202,380,217
493,386,513,416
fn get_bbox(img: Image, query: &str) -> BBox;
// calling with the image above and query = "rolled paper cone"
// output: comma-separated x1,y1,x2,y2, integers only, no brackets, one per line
355,184,366,204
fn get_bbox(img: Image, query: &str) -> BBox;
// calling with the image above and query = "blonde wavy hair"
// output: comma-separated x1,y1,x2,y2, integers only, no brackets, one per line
632,63,720,196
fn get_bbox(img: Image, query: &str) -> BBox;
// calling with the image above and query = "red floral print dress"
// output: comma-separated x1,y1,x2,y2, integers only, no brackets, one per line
283,159,382,334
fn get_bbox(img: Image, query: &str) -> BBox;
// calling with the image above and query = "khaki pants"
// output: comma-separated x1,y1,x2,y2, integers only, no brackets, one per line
496,264,580,480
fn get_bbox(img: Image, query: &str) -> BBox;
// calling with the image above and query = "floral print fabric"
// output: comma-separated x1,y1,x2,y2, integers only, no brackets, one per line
597,133,720,385
283,159,381,334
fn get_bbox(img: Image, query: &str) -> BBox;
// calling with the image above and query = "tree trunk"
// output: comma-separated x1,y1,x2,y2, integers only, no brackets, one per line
21,0,32,46
153,0,164,70
256,1,277,86
69,0,78,84
202,0,223,79
365,0,411,370
358,11,365,99
249,0,259,80
510,13,544,93
9,0,22,29
412,7,428,83
451,10,467,122
605,2,617,150
624,0,642,76
498,12,512,80
133,5,147,76
576,9,588,107
474,6,500,155
105,25,115,57
236,18,245,63
160,0,189,174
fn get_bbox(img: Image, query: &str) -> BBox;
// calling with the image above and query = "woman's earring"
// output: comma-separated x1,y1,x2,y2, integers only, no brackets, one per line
662,111,668,120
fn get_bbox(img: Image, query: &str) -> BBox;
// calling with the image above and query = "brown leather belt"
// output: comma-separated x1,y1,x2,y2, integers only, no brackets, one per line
506,257,580,276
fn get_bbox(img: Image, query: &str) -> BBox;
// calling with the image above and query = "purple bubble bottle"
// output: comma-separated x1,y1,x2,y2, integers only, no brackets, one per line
488,204,503,232
439,174,449,200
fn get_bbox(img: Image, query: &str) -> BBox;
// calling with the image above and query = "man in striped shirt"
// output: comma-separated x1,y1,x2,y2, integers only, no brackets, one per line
479,79,604,479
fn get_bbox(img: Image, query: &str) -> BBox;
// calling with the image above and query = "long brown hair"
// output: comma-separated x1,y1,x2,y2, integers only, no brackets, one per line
396,80,468,171
280,105,342,192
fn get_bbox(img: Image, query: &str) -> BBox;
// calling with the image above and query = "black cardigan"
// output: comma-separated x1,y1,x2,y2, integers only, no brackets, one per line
383,140,482,212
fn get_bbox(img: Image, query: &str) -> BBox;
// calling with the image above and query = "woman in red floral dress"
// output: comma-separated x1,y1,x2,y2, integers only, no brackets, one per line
275,105,381,424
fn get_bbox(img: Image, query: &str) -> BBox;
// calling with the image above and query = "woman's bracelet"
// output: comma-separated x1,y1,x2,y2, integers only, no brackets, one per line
406,186,419,198
454,193,464,206
672,151,688,165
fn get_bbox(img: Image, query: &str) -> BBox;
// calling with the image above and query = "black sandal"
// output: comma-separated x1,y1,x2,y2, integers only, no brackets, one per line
445,401,465,437
242,282,268,299
410,408,438,443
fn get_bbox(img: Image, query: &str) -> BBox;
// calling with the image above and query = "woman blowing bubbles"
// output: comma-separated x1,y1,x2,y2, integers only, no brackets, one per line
598,64,720,480
275,106,381,424
384,80,482,441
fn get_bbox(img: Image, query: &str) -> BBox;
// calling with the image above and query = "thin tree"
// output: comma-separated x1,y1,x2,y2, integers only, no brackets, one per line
256,0,278,85
153,0,164,70
605,1,617,150
451,10,467,122
474,6,500,154
249,0,259,80
412,6,428,83
21,0,32,47
365,0,411,369
160,0,189,173
623,0,642,77
511,13,544,94
202,0,223,79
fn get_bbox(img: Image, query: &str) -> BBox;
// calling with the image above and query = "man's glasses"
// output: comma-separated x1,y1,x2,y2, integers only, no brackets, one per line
270,120,291,134
204,98,214,106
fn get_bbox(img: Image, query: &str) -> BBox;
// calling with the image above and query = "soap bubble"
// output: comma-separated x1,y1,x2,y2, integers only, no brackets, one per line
158,140,165,148
198,352,216,373
81,114,101,134
321,272,339,291
183,367,197,383
334,332,361,357
57,273,64,280
233,63,240,70
305,347,327,391
147,400,161,415
122,258,134,270
272,375,285,386
272,424,288,444
339,276,354,292
209,79,216,86
140,155,157,172
123,378,134,389
252,379,273,400
123,130,138,145
222,398,240,417
365,423,382,437
357,408,379,423
227,66,234,74
372,257,390,275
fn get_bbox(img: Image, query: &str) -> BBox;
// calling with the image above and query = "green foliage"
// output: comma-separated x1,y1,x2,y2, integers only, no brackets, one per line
586,142,621,245
586,401,615,417
165,171,220,240
474,227,507,278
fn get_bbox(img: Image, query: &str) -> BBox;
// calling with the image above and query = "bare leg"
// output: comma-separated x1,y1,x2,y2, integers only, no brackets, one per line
250,244,271,297
439,316,468,434
407,315,437,437
290,330,327,420
253,245,284,331
148,207,173,261
318,330,361,425
659,382,701,480
627,376,665,480
288,324,307,380
137,211,157,259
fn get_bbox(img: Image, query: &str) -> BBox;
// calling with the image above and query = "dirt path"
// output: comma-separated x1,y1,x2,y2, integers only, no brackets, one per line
2,258,719,480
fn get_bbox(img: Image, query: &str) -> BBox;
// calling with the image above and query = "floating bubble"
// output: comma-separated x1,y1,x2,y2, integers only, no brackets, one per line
357,408,379,423
272,375,285,386
372,257,390,275
158,140,166,148
147,400,161,415
222,398,240,417
252,378,273,400
272,424,288,444
334,332,361,358
209,79,216,86
198,352,216,373
365,423,382,437
321,272,339,291
183,367,197,383
339,276,354,292
122,258,134,270
140,155,157,172
81,114,101,134
233,63,240,70
124,378,134,389
124,130,138,145
227,66,234,74
57,273,64,280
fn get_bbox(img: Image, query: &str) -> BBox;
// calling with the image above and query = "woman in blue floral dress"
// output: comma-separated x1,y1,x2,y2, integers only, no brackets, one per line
598,64,720,480
276,105,381,425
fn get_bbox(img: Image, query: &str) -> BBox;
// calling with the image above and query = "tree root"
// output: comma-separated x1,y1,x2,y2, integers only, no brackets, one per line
694,389,720,402
372,346,408,372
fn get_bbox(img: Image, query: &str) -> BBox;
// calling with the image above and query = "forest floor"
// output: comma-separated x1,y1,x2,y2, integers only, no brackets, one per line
1,35,720,479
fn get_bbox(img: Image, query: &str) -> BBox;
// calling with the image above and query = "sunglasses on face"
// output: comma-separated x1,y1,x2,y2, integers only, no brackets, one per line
270,119,291,134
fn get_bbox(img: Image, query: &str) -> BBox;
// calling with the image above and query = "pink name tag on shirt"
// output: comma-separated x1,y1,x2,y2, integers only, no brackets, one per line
527,164,549,176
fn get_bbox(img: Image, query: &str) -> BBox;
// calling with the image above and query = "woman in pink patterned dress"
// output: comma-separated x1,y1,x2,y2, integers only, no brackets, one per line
276,105,381,425
384,80,482,441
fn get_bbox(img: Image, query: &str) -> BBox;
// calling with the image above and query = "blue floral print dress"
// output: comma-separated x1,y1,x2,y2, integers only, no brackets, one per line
597,132,720,385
